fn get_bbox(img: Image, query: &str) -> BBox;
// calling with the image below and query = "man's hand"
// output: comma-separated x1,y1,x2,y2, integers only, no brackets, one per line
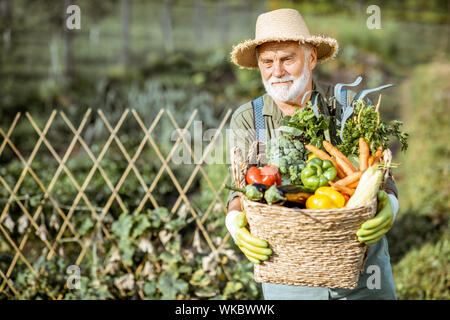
226,210,272,264
356,190,394,245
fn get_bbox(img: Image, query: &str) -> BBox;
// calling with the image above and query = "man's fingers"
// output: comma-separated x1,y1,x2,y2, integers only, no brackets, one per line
236,239,272,256
357,216,392,237
361,206,392,230
239,246,269,261
242,252,260,264
236,228,268,248
358,226,390,243
364,237,383,245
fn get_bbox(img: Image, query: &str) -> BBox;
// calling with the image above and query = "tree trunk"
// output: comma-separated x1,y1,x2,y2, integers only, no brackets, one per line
121,0,130,66
243,0,251,38
219,0,228,45
161,0,174,54
64,0,73,84
194,0,204,48
1,0,11,51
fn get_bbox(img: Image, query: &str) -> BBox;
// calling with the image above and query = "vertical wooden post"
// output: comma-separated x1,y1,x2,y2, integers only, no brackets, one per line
1,0,11,51
121,0,130,66
161,0,174,54
63,0,73,84
219,0,229,46
194,0,204,48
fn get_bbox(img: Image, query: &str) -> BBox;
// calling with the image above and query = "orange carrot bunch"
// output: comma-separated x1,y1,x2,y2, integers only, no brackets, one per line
305,137,383,197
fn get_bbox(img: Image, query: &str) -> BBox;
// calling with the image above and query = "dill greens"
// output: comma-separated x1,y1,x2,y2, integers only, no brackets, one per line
337,100,409,155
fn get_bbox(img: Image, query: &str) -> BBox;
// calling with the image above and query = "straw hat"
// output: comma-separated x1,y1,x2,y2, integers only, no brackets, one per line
230,8,339,69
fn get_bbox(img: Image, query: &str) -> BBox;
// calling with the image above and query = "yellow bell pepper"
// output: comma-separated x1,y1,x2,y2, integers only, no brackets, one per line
306,187,346,209
307,153,317,162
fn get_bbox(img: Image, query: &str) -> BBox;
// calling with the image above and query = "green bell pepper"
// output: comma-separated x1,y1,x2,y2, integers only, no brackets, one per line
300,157,337,192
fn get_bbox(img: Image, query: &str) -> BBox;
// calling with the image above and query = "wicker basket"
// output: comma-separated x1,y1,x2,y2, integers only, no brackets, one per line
231,143,392,289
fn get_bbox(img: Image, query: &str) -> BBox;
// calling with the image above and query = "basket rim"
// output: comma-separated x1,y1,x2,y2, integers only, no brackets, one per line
241,195,377,214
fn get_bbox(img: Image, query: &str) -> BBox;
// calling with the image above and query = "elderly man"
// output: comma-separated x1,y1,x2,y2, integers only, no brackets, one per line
225,8,399,300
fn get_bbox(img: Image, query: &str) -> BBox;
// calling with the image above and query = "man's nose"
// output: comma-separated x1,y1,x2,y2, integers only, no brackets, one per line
273,61,285,78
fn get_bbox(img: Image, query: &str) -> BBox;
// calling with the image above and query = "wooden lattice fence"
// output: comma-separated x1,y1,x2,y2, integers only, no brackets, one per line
0,108,235,299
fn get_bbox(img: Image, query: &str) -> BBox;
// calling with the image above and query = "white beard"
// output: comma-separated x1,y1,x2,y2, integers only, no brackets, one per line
262,60,311,103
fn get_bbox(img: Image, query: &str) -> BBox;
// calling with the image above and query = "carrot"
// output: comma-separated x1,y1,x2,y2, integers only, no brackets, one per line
372,145,383,166
334,171,363,187
358,137,370,171
368,155,375,167
305,144,332,160
347,180,359,189
322,141,356,176
329,181,355,196
343,193,350,204
305,144,346,179
374,145,383,158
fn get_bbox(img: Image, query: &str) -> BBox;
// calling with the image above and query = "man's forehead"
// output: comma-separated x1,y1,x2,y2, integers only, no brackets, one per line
257,41,302,56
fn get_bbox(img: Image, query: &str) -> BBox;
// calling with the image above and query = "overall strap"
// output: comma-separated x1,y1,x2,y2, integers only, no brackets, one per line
252,96,266,143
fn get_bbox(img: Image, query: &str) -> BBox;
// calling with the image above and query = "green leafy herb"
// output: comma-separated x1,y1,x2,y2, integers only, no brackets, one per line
281,102,330,148
338,100,409,155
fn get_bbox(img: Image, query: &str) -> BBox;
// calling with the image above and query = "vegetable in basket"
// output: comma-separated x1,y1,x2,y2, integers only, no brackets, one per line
264,185,312,205
305,187,345,209
245,164,281,186
266,134,307,185
300,158,337,192
279,103,331,148
225,184,268,202
346,165,383,207
338,98,409,156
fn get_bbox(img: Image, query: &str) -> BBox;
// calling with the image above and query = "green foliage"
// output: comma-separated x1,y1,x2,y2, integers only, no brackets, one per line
338,100,409,156
396,63,450,218
280,103,331,148
389,62,450,300
0,201,256,300
393,233,449,300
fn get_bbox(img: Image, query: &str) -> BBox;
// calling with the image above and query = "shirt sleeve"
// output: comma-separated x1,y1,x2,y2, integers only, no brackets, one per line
226,108,255,209
383,172,399,224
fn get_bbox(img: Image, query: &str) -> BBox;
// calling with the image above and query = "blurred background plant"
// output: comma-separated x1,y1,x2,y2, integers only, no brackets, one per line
0,0,448,300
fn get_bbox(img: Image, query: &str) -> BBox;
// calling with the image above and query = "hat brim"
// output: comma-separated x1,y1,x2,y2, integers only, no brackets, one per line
230,36,339,69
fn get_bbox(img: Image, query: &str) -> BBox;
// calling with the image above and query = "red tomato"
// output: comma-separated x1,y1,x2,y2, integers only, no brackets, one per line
245,165,281,186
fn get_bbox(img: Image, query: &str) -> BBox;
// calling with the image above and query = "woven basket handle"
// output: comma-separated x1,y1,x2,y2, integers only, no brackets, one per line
231,140,262,189
231,146,245,189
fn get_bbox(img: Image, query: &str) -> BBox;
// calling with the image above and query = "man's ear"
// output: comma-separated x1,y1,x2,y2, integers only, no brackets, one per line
309,46,317,71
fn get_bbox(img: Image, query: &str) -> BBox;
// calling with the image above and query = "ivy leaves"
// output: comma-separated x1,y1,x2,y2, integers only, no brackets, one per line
157,272,189,299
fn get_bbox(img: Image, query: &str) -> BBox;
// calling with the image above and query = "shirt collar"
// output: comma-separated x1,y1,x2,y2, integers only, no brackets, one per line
262,77,327,117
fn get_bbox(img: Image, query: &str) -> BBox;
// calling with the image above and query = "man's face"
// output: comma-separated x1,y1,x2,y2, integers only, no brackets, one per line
257,41,317,103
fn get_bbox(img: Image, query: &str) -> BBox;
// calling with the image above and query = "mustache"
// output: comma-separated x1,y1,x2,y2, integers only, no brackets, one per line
268,75,296,84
